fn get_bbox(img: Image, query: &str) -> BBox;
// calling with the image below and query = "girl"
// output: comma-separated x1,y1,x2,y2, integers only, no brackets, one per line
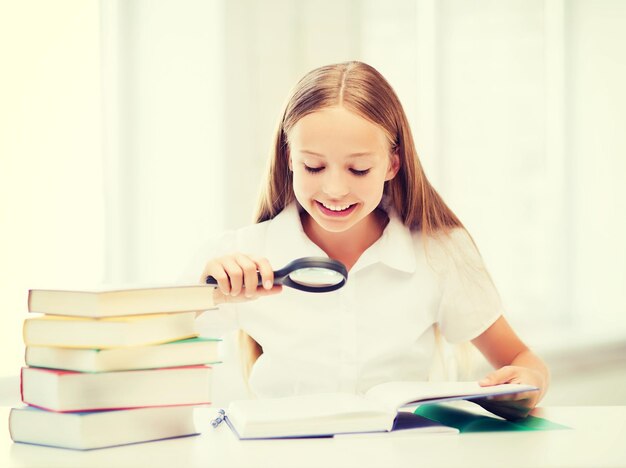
199,61,549,420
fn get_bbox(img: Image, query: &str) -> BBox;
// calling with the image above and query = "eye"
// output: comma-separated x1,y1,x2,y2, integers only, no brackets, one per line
350,168,371,176
304,165,324,174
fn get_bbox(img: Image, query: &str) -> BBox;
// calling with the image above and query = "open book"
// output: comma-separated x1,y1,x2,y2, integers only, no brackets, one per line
221,381,538,439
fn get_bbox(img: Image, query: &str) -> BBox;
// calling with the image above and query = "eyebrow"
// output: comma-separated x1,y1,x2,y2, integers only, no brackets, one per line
300,150,374,158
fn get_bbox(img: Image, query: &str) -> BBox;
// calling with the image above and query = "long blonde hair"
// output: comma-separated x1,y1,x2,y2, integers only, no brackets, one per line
240,61,466,378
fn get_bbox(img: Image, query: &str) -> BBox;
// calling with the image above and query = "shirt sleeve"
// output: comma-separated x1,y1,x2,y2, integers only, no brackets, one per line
178,230,240,338
436,228,504,344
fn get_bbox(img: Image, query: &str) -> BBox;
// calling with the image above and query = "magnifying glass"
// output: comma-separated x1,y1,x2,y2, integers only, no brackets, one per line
205,257,348,293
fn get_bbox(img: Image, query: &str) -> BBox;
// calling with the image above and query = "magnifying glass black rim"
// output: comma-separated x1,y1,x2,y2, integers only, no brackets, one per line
205,256,348,293
274,257,348,293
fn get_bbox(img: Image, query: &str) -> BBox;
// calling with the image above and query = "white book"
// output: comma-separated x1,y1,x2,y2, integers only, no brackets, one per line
28,284,216,318
10,405,200,450
223,381,538,439
25,337,220,372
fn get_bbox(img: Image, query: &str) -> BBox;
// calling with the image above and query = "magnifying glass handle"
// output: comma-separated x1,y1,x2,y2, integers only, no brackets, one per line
205,272,266,287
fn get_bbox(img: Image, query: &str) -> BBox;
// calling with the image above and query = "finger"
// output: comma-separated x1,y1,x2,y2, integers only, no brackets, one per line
202,260,232,296
479,366,518,386
255,285,283,297
235,253,261,298
222,257,244,296
251,256,274,290
220,285,283,304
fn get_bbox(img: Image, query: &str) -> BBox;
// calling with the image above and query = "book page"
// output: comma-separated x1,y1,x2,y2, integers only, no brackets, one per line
365,381,538,411
231,393,387,424
227,393,395,438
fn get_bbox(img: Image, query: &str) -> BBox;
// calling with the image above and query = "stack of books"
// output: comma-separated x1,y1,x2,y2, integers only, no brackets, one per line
9,285,219,450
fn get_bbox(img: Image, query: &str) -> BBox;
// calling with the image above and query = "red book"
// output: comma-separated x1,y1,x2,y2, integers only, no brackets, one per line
21,365,212,412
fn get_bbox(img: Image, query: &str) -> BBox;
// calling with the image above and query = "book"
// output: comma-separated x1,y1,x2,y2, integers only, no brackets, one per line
23,312,198,349
28,285,216,318
221,381,538,439
9,405,200,450
21,365,212,412
413,403,571,433
332,411,459,438
25,337,221,372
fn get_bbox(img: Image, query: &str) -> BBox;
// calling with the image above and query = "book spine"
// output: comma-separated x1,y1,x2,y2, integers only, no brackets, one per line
26,290,33,313
23,401,213,414
19,368,24,404
8,408,14,442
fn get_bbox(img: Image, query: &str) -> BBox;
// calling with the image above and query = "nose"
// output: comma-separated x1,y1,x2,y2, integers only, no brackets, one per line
321,168,350,198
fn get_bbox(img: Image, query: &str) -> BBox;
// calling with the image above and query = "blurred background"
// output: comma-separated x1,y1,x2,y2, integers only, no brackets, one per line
1,0,625,406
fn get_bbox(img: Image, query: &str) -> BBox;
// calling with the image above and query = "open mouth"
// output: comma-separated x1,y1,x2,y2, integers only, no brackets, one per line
315,200,357,217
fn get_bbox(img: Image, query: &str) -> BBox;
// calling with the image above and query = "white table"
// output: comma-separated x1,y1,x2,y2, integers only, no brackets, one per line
3,405,626,468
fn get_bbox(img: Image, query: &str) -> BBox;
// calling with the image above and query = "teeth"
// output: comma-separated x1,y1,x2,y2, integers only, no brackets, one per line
321,201,352,212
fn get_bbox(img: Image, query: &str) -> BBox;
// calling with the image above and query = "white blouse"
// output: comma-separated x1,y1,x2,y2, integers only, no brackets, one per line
192,202,503,399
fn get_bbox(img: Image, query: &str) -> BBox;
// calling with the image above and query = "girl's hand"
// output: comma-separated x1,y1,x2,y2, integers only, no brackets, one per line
201,253,283,305
476,365,545,420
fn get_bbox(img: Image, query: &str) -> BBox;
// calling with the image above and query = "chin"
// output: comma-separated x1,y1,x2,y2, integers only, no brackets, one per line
313,219,356,233
310,210,367,234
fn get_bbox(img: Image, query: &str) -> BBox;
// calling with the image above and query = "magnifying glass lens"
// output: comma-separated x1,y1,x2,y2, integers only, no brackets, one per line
287,267,345,287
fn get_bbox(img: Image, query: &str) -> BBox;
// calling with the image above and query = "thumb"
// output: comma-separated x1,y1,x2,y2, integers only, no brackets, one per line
479,366,516,386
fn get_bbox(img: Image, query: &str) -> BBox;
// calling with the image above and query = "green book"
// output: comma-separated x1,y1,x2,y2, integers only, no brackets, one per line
414,404,570,432
25,337,221,373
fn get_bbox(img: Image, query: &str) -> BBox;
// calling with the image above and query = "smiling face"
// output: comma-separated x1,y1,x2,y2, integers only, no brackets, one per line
287,106,399,236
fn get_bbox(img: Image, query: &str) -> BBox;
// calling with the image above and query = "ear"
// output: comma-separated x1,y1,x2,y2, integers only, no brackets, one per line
287,151,293,171
385,152,400,181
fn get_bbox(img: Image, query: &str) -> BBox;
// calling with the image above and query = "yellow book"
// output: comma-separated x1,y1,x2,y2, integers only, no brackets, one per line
23,312,198,349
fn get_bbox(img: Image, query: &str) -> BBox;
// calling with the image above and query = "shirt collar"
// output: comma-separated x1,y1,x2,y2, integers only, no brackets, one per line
371,206,417,274
264,202,416,274
264,203,327,268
